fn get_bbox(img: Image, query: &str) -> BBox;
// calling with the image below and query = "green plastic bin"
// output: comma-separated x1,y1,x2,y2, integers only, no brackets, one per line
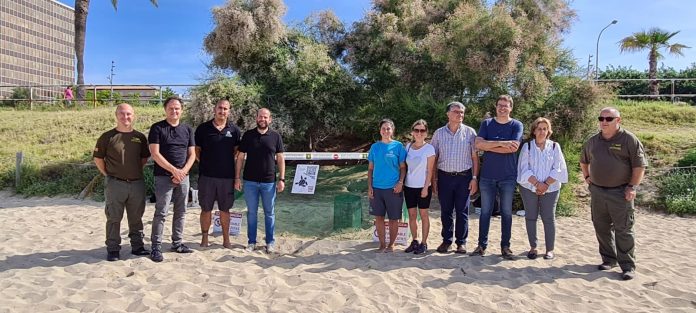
333,194,362,231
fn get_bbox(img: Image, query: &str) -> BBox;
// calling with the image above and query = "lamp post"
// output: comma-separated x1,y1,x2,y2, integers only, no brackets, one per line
595,20,618,79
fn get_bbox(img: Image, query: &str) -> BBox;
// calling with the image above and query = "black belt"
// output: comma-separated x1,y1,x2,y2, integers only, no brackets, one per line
591,183,627,190
108,176,141,183
438,169,471,176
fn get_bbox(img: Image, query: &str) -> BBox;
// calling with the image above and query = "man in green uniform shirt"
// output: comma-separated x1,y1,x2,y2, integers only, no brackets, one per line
580,107,647,280
94,103,151,261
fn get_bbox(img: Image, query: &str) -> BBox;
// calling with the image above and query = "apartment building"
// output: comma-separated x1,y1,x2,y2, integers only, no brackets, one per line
0,0,74,99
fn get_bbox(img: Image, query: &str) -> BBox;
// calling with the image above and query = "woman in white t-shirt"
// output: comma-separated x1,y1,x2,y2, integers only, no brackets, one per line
403,119,436,255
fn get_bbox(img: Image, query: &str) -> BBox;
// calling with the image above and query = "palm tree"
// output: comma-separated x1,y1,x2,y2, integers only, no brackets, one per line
74,0,158,101
619,28,690,96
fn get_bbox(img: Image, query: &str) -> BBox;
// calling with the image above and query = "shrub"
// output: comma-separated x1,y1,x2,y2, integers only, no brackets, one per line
658,170,696,215
676,149,696,168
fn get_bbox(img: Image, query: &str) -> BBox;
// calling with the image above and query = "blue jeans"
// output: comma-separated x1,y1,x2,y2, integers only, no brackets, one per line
243,180,276,245
477,178,516,250
437,171,472,245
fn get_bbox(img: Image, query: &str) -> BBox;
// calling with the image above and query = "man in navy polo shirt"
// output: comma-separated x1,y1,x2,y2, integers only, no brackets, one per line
195,99,241,248
235,108,286,254
473,95,524,259
148,96,197,262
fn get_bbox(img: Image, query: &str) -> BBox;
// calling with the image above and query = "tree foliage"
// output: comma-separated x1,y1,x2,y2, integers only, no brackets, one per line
203,0,359,150
619,28,691,95
199,0,607,151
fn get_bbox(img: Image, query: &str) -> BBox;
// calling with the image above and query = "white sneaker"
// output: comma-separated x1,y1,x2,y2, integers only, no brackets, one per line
245,244,256,252
266,243,276,254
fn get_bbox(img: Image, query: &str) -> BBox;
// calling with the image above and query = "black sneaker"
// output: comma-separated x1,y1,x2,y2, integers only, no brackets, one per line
622,269,636,280
171,244,193,253
405,240,419,253
131,247,151,256
598,262,617,271
414,243,427,255
150,249,164,263
107,251,120,262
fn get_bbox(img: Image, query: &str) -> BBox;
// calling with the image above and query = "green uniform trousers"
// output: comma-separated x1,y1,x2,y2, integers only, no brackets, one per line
590,184,636,271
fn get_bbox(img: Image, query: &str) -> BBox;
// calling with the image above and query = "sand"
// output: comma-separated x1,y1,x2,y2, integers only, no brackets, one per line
1,191,695,312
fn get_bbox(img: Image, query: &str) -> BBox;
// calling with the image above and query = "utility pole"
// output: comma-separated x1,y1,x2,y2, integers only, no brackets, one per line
587,54,594,81
107,60,115,101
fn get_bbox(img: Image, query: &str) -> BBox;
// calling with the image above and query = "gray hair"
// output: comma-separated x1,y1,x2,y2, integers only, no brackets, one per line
446,101,466,113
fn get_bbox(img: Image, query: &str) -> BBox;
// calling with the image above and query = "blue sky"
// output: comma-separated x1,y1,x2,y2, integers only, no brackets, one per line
55,0,696,85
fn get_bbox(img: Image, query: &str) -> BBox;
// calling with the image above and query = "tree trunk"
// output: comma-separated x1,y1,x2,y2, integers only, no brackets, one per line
74,0,90,102
648,48,659,96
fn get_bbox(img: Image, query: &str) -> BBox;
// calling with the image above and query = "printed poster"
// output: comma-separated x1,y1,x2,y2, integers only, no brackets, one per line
291,164,320,194
211,211,243,236
372,221,409,246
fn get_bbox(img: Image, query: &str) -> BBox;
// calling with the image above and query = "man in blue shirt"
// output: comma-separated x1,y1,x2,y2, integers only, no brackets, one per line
473,95,524,259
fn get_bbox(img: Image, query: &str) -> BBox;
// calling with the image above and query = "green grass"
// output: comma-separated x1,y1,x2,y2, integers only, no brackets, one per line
2,100,694,219
0,106,165,188
614,100,696,167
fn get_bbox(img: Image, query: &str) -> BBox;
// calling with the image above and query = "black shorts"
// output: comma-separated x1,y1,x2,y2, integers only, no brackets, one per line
403,186,433,209
198,175,235,212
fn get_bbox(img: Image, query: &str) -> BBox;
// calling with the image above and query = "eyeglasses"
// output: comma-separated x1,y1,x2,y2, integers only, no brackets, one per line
412,128,427,133
597,116,617,122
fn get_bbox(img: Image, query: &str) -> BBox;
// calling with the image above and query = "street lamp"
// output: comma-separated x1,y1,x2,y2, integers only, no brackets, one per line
595,20,618,79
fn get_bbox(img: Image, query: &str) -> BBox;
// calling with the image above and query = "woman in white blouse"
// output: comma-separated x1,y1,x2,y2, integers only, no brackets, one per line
517,117,568,260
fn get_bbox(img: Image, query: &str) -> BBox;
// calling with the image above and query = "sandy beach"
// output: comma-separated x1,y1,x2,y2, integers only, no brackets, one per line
1,191,695,312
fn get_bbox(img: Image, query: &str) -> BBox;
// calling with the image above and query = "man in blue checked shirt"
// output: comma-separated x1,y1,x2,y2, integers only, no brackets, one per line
431,102,480,254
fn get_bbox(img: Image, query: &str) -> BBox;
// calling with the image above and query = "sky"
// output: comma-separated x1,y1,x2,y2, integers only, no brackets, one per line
54,0,696,86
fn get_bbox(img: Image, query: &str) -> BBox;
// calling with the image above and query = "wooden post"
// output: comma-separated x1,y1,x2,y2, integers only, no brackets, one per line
29,87,34,110
15,152,23,188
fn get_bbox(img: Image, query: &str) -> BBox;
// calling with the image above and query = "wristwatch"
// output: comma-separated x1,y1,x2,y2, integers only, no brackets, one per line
627,184,637,190
472,176,478,180
279,178,285,182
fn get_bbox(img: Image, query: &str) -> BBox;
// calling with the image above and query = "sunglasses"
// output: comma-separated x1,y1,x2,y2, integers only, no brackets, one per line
412,128,427,133
598,116,617,122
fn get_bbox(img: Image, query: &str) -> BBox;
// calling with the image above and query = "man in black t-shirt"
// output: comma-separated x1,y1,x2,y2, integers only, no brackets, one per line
195,99,241,248
93,103,151,261
235,108,285,254
148,96,196,262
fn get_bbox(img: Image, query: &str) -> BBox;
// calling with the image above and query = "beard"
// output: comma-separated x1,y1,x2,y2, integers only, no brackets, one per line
256,121,268,130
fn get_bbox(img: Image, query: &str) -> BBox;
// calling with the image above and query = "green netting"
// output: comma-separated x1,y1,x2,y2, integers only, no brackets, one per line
333,194,362,231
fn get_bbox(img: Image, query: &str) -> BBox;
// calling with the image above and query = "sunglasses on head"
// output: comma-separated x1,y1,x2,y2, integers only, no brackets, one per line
598,116,617,122
412,128,427,133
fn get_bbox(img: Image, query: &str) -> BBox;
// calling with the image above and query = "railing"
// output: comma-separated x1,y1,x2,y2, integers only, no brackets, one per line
2,79,696,109
594,78,696,103
0,84,198,109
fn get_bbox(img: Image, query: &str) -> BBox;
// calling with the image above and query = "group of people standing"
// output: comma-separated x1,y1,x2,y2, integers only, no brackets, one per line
367,95,646,281
94,94,647,281
94,98,286,263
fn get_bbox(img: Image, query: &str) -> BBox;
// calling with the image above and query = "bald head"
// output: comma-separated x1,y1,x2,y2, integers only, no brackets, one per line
116,103,134,114
115,103,135,131
600,107,621,117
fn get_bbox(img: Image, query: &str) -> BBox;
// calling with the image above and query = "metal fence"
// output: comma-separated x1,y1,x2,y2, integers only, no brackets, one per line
0,84,197,109
594,78,696,103
2,78,696,109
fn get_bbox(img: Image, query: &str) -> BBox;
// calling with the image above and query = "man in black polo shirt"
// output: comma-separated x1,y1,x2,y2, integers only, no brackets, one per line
93,103,151,261
235,108,286,254
195,99,241,248
148,96,197,262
